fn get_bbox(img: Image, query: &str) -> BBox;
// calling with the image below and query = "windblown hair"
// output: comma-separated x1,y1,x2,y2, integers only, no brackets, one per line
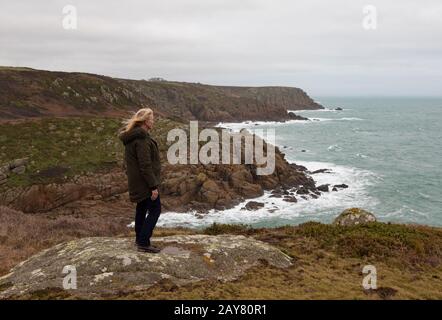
121,107,154,133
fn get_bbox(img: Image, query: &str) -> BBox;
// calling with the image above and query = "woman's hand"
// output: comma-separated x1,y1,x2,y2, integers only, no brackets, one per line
151,188,159,201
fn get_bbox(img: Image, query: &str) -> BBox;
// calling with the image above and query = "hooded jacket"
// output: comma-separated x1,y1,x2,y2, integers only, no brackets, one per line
119,126,161,203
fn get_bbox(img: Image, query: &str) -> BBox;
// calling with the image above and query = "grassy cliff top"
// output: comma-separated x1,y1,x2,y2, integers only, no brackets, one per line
0,116,183,188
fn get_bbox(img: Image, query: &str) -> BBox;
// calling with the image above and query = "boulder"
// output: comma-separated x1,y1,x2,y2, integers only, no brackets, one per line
0,158,29,180
287,112,308,121
229,169,253,187
214,196,235,210
243,201,265,211
296,186,310,195
270,187,284,198
0,235,293,299
239,182,263,198
317,184,329,192
310,168,331,174
333,208,377,226
9,158,29,169
283,195,297,203
199,179,220,205
11,166,25,175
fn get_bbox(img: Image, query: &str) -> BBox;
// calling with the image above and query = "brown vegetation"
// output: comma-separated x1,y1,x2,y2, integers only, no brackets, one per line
2,205,442,299
0,206,132,276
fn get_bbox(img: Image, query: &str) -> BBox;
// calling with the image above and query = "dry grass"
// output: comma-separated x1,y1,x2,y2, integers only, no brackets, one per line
124,223,442,300
0,206,133,275
128,255,442,300
0,205,197,277
2,208,442,300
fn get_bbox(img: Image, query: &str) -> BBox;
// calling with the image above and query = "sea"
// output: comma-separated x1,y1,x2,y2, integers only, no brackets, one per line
156,97,442,229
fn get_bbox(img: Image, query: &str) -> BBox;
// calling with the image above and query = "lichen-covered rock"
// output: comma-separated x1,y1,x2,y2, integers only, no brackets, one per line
333,208,377,226
0,235,292,299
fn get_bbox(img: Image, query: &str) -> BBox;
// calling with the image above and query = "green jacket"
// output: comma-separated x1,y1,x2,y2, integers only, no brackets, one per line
119,126,161,203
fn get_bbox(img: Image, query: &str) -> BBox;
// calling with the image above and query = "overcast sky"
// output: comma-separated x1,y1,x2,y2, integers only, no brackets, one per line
1,0,442,96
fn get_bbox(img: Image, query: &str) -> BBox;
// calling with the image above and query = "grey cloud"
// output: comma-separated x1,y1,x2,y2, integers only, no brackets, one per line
0,0,441,96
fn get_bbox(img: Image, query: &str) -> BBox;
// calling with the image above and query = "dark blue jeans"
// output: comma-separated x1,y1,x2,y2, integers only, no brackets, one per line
135,194,161,246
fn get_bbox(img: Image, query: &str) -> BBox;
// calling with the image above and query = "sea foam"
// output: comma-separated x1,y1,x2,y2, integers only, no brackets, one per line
141,113,378,228
154,159,379,228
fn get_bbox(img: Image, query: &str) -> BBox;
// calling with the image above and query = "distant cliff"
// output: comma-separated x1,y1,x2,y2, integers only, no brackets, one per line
0,67,322,121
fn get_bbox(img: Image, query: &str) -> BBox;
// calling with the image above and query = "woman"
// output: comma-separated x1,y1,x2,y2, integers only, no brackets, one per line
119,108,162,253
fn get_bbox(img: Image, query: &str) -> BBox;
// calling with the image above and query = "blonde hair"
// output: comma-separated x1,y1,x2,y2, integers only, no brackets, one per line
121,107,154,133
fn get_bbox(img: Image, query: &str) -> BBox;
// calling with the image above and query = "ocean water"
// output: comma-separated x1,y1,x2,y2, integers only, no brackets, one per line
157,97,442,228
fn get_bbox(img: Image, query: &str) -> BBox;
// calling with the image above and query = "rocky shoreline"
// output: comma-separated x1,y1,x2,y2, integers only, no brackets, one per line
0,122,351,217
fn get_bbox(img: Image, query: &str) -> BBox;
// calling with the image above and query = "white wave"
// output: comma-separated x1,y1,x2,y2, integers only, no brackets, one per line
327,144,341,152
340,117,363,121
418,192,431,199
356,153,369,158
288,108,336,113
382,205,430,221
215,119,310,132
310,117,332,122
309,117,363,122
152,159,379,228
216,117,363,134
153,117,378,228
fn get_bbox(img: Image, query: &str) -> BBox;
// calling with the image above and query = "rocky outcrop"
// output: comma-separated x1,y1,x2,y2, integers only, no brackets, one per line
0,158,28,185
0,128,317,214
159,130,317,213
0,169,127,213
287,112,309,121
0,235,293,299
310,168,332,174
317,184,330,192
242,201,265,211
333,208,377,226
0,67,322,121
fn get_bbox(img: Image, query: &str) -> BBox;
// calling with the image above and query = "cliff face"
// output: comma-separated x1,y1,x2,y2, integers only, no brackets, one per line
0,67,322,121
214,86,322,111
